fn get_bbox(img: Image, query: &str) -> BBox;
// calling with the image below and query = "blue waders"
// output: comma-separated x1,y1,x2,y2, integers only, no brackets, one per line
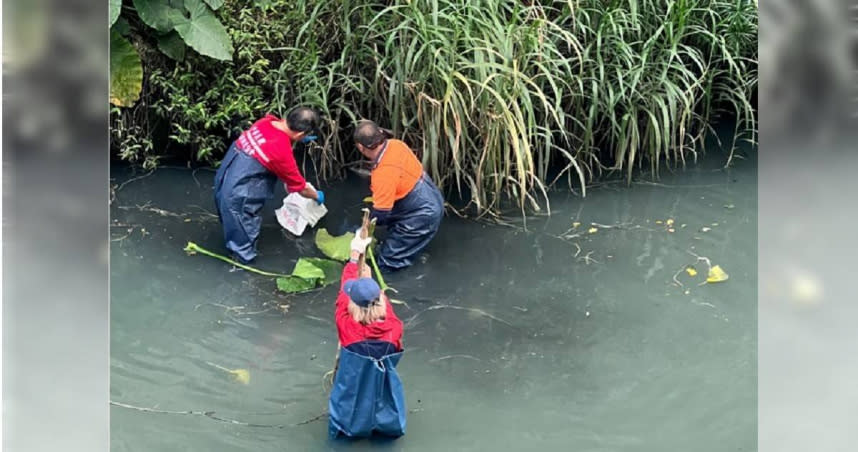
329,341,406,439
378,174,444,270
213,142,277,263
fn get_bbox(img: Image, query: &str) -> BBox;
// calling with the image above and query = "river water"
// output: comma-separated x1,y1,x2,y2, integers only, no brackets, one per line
110,146,756,451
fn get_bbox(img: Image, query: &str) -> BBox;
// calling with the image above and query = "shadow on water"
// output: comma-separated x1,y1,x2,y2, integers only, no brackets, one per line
110,146,756,451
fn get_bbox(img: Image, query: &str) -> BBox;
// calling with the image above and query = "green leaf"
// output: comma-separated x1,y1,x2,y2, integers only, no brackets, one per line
113,17,132,37
109,30,143,107
300,258,343,285
157,31,186,61
315,229,354,262
132,0,185,33
173,0,234,61
275,276,317,294
203,0,224,10
109,0,122,27
291,258,325,282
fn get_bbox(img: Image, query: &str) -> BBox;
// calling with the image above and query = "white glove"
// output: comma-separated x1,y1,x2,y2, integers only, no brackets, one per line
350,228,373,253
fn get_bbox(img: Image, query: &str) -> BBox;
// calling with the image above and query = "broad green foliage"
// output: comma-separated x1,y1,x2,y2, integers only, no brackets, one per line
124,0,233,61
172,0,234,60
157,31,186,61
291,258,326,281
275,275,317,293
315,229,354,262
132,0,184,32
278,257,344,293
109,0,122,26
300,258,344,285
109,30,143,107
203,0,224,10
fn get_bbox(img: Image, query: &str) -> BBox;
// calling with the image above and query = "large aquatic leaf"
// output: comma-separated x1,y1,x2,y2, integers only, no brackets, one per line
109,0,122,26
301,258,343,285
109,30,143,107
291,258,325,282
203,0,224,9
315,229,354,262
276,276,316,293
173,0,233,61
132,0,184,33
157,31,186,61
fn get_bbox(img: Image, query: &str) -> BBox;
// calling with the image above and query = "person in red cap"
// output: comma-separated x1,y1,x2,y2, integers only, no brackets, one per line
214,106,325,263
328,232,406,439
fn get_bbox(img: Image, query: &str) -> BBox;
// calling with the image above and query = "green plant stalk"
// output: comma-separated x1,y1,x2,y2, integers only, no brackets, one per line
184,242,290,277
366,245,391,293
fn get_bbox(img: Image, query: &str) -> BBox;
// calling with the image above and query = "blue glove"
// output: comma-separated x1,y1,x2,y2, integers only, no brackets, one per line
300,135,318,144
316,190,325,205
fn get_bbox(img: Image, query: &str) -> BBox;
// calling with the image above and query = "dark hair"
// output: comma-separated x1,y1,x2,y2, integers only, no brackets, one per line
353,120,393,150
286,106,320,133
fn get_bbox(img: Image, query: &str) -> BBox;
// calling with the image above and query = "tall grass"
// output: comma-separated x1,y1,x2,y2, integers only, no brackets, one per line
260,0,756,216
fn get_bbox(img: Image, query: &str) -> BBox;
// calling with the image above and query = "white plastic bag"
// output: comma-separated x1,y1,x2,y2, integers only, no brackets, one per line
275,183,328,236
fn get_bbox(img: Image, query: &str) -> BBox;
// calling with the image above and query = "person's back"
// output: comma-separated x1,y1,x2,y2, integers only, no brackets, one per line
328,234,406,439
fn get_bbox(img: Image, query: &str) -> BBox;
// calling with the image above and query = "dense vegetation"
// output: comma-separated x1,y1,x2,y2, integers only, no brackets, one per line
110,0,757,214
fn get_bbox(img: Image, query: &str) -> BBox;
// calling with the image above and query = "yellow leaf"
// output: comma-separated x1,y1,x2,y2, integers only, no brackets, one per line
588,227,598,234
362,196,373,203
686,267,698,276
572,222,581,228
229,369,251,385
666,218,674,226
706,265,729,283
655,220,663,224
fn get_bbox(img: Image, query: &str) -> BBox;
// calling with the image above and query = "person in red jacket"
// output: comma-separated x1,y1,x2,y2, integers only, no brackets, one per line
329,233,406,438
335,233,403,352
214,107,324,263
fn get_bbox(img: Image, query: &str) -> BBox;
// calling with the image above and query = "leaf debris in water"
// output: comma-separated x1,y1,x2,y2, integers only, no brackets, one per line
587,227,598,234
686,267,698,276
706,265,729,283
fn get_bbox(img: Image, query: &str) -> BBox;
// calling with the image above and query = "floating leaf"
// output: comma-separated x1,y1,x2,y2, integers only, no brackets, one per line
292,258,325,282
301,258,343,285
173,0,234,61
701,227,711,232
686,267,698,276
724,204,735,209
655,220,663,224
315,229,354,261
276,276,316,293
706,265,729,283
587,227,598,234
667,228,675,233
666,218,674,226
207,362,250,385
109,30,143,107
229,369,250,385
572,221,581,228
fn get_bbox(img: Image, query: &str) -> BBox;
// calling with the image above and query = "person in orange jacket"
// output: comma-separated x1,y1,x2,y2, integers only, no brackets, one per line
353,120,444,271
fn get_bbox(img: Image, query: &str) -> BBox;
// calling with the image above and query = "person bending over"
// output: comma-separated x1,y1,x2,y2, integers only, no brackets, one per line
214,106,324,263
353,120,444,271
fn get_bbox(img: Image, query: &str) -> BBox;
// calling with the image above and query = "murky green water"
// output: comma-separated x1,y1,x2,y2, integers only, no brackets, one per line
110,148,756,451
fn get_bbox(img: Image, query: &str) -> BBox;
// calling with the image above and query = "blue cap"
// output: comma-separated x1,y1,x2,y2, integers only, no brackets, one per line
343,277,381,307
